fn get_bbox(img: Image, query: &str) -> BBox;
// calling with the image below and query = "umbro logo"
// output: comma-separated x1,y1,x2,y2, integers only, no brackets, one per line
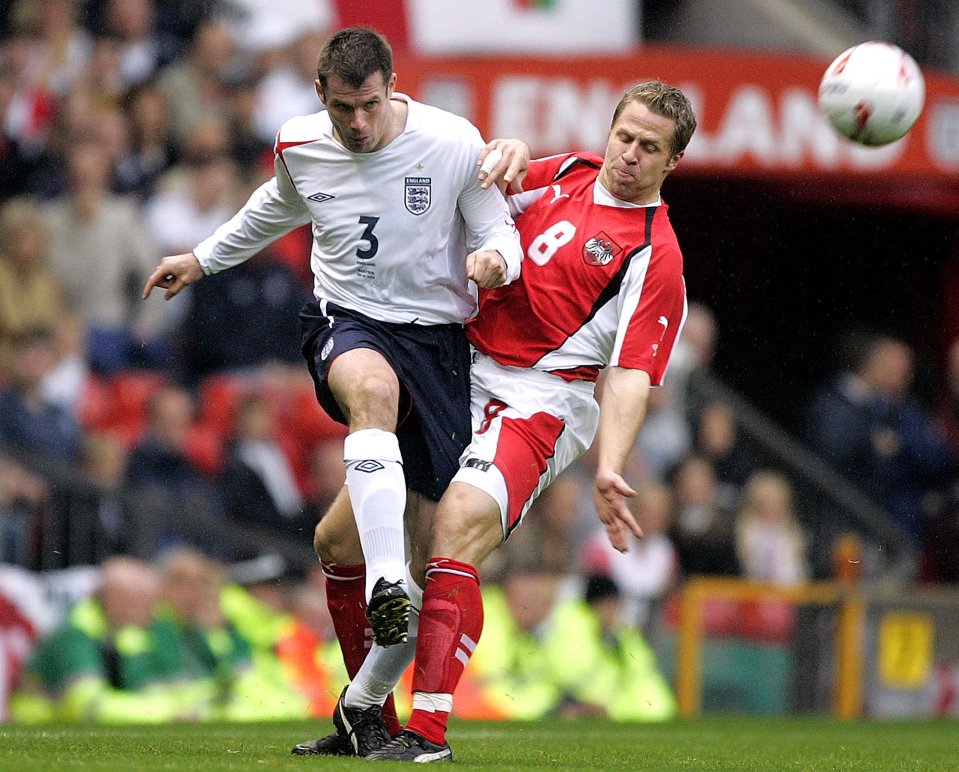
351,460,385,473
307,191,335,203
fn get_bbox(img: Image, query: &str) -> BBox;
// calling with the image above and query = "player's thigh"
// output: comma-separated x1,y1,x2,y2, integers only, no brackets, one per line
327,347,401,429
404,492,438,586
301,301,405,430
313,487,363,564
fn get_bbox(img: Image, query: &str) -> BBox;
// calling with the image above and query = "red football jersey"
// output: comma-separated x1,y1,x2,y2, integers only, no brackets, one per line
466,152,687,385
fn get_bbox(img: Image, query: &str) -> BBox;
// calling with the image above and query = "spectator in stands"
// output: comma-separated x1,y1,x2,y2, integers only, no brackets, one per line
99,0,185,89
633,380,692,482
0,327,83,471
122,383,227,559
173,249,309,384
152,547,253,712
145,114,242,256
75,432,131,558
925,337,959,582
937,335,959,464
581,479,678,635
669,454,740,577
9,555,207,724
0,454,47,566
43,140,167,373
157,20,239,143
83,103,153,200
734,470,808,586
275,568,346,719
467,568,567,721
299,436,346,526
38,312,89,420
485,470,582,582
667,300,718,419
9,0,92,101
72,35,126,111
548,574,676,722
0,56,38,198
0,197,65,368
222,71,274,171
253,29,330,144
804,332,952,546
220,0,333,65
151,0,208,46
219,390,314,536
116,81,174,199
692,399,757,511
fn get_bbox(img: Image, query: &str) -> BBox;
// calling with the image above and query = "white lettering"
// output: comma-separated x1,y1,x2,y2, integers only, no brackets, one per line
713,86,779,166
927,100,959,170
491,77,543,145
489,75,910,173
539,79,617,151
780,88,842,167
492,77,618,153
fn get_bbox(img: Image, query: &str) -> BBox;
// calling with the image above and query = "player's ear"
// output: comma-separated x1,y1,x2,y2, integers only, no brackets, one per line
315,79,325,104
386,72,397,95
664,151,683,174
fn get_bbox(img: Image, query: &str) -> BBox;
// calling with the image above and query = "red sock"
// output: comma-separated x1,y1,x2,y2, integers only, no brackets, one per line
406,558,483,746
321,561,401,736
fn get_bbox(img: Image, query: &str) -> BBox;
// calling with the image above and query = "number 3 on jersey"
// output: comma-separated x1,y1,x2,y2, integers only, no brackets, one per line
527,220,575,266
356,215,379,259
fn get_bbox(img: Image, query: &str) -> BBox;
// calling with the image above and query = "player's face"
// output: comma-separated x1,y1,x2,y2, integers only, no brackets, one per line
599,101,682,205
317,70,397,153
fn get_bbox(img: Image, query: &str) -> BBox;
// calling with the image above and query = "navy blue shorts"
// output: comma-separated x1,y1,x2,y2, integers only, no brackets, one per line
299,300,472,501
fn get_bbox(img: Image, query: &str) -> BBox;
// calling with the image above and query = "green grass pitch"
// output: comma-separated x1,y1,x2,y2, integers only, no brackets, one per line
2,716,956,770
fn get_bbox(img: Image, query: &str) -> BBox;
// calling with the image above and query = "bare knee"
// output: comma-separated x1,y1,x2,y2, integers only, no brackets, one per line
313,490,363,564
432,483,503,566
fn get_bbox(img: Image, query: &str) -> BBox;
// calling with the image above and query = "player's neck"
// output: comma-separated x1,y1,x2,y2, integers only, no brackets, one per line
375,98,409,151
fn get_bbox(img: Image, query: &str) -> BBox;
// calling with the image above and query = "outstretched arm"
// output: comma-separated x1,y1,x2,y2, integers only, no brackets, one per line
593,366,652,552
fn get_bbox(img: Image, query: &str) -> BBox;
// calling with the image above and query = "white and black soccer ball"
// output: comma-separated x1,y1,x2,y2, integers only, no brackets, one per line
818,41,925,146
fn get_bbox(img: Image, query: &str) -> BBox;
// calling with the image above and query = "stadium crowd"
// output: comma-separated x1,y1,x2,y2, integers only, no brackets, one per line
0,0,957,725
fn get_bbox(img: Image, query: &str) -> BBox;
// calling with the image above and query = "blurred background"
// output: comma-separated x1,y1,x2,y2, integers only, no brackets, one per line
2,0,959,726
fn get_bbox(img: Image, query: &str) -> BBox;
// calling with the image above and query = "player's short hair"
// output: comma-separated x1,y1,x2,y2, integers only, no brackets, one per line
612,81,697,156
316,27,393,90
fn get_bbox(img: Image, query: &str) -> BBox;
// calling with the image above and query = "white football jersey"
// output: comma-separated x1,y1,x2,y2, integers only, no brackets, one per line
193,94,521,325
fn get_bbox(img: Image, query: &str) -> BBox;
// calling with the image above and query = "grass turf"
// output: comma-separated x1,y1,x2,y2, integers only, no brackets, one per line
1,716,956,770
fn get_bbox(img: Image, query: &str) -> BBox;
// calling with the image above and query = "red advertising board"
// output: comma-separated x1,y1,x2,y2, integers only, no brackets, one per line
397,45,959,183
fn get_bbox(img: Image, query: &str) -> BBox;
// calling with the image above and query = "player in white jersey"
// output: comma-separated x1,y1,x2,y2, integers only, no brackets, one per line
360,81,699,762
142,27,521,754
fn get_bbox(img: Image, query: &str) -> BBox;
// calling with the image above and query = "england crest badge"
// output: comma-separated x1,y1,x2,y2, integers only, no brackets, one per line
404,177,431,215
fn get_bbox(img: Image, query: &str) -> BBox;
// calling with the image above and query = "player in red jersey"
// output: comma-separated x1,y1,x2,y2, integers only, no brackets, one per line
363,80,698,762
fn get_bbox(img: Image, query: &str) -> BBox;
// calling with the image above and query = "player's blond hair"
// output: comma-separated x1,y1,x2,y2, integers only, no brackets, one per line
612,81,697,157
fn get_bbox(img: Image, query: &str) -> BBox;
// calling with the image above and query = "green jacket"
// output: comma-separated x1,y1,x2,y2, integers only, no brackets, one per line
548,600,676,722
11,598,214,724
470,587,675,722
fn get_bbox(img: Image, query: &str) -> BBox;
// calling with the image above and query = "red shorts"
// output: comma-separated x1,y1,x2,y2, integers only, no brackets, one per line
453,354,599,538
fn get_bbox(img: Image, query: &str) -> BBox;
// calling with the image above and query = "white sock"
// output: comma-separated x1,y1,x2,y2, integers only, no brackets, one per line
343,567,425,709
346,621,417,709
343,429,408,600
405,566,423,639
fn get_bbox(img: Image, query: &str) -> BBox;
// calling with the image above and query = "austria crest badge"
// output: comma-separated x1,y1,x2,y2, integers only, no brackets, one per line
583,232,620,266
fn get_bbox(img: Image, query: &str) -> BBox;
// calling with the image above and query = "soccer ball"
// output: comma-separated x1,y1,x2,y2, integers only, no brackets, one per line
818,41,925,146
